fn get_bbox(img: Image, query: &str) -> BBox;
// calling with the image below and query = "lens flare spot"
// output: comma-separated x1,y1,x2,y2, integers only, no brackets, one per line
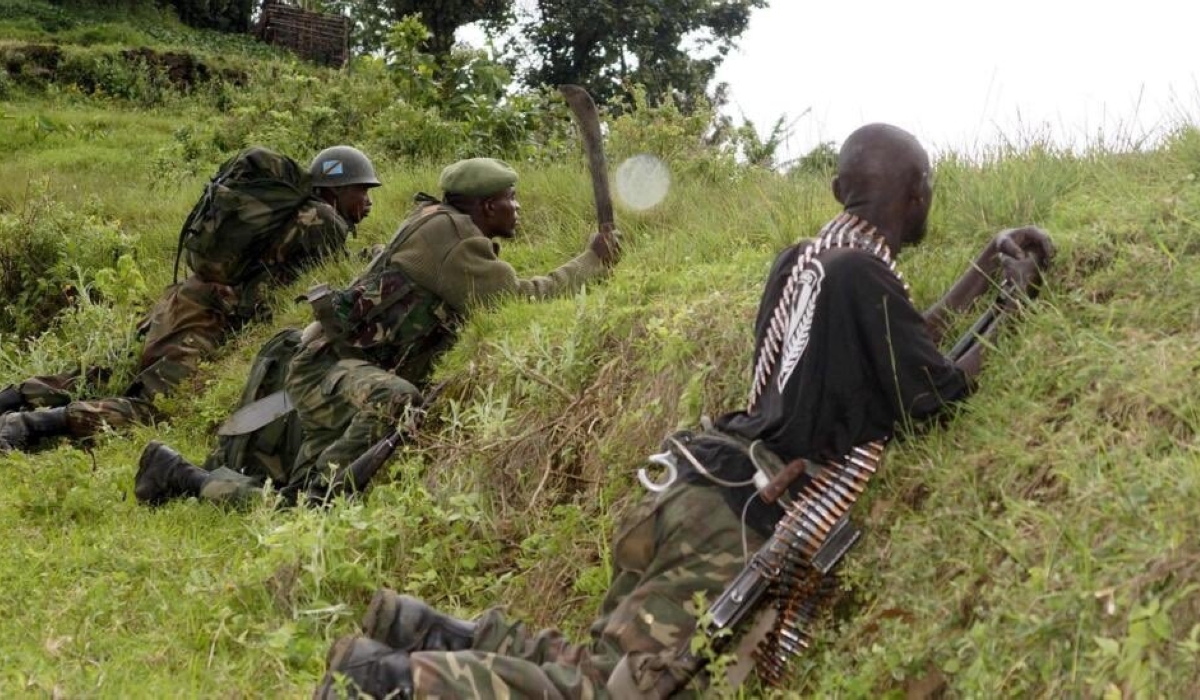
615,155,671,211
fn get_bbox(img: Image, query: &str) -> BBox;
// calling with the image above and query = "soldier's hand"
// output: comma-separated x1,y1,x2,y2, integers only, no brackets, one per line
994,226,1054,269
589,227,622,267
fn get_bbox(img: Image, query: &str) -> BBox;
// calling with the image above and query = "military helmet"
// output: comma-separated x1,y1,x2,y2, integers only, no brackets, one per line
310,145,382,189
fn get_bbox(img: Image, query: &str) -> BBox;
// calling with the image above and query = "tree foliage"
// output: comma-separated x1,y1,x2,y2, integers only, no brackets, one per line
521,0,766,108
322,0,512,55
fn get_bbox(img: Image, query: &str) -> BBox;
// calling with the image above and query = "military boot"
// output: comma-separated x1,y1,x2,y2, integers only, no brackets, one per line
0,407,69,452
313,636,414,700
134,441,210,506
0,386,24,415
361,588,476,653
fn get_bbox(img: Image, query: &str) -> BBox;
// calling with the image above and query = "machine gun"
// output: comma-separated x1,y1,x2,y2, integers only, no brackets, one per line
646,289,1016,697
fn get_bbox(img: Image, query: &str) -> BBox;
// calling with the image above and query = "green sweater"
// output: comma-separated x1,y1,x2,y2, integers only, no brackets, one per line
385,203,606,314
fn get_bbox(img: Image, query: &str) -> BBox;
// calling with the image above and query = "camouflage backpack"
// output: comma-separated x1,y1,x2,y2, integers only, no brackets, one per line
202,328,304,484
306,201,459,378
174,146,314,286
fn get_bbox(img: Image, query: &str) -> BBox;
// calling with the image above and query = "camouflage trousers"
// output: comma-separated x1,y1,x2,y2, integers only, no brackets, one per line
284,339,420,492
409,481,764,698
1,276,240,438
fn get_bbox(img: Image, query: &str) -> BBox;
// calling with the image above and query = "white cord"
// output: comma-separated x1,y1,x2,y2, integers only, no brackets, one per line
739,490,761,564
667,437,757,489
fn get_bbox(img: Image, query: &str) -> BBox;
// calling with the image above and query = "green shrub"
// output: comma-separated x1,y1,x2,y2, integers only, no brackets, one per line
0,0,76,32
0,181,141,338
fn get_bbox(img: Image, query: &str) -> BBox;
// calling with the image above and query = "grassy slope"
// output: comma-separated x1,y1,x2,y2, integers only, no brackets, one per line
5,10,1200,700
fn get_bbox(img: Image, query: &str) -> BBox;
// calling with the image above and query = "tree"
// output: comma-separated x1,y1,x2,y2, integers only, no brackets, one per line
790,140,838,176
521,0,766,108
322,0,512,55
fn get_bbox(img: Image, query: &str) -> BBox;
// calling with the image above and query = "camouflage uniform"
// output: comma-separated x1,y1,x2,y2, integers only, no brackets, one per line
1,199,349,438
405,477,761,698
325,214,982,698
258,200,606,498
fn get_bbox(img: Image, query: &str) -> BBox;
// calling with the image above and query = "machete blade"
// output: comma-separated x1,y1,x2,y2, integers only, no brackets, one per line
558,84,615,233
217,389,294,436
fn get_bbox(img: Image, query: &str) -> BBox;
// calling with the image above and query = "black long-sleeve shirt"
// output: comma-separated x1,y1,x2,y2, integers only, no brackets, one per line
687,240,972,535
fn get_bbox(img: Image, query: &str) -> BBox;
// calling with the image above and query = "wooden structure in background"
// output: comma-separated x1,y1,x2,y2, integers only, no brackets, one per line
255,0,350,67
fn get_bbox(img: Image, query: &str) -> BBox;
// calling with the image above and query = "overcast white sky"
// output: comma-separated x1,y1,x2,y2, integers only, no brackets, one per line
714,0,1200,160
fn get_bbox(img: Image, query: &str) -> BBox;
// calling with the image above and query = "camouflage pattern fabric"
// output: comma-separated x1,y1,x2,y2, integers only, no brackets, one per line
316,263,457,376
127,275,243,401
408,480,764,698
11,372,78,409
181,146,330,287
201,328,304,484
61,396,156,437
284,199,606,495
257,201,351,280
284,341,420,491
0,200,348,440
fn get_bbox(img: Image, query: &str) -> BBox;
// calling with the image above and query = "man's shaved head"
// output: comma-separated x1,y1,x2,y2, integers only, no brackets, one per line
833,123,933,250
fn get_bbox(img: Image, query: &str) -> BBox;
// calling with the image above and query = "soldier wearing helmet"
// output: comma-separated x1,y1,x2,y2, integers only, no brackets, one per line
0,145,380,452
132,156,621,507
310,144,382,226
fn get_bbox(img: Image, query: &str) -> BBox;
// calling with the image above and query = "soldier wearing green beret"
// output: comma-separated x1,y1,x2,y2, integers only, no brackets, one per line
1,145,378,454
134,157,620,506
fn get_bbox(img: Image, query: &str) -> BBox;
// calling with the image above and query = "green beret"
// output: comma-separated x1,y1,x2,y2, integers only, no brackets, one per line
439,157,518,197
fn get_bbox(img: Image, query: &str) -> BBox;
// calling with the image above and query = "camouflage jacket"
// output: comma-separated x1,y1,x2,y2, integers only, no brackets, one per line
239,198,350,312
309,200,605,384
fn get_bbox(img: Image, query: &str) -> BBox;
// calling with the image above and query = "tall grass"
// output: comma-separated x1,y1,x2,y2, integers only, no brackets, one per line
4,11,1200,699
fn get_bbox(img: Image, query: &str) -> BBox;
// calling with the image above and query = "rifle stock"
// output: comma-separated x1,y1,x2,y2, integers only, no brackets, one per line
320,428,407,502
307,381,447,506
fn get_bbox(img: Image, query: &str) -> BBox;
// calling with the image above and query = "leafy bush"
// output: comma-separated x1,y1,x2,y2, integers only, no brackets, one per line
0,263,146,397
0,0,76,32
0,181,141,338
55,49,168,103
607,85,739,180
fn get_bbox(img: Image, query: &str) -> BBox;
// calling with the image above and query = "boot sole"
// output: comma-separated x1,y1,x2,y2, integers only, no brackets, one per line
361,588,401,647
313,635,358,700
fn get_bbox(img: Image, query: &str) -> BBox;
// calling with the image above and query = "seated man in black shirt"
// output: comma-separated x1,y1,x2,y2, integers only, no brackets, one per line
310,123,1055,699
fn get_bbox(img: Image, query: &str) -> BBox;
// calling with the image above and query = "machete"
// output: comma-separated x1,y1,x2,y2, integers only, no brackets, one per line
559,85,615,234
217,389,293,436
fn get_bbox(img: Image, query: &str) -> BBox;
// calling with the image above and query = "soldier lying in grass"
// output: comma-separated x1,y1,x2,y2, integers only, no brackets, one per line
133,157,622,507
310,123,1055,698
0,145,379,452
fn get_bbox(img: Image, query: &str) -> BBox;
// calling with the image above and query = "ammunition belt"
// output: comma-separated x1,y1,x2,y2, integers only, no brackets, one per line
753,439,886,686
747,214,907,412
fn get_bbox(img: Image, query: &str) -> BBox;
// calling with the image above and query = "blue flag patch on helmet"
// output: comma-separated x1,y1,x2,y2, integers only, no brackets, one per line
322,160,344,176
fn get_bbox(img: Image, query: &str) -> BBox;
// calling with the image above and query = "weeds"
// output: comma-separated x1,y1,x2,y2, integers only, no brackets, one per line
4,5,1200,697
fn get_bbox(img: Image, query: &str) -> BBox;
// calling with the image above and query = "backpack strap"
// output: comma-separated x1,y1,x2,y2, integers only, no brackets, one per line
173,164,235,284
173,186,207,285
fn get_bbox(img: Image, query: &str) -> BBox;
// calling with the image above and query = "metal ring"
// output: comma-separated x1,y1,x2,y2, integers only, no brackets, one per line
637,451,678,492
